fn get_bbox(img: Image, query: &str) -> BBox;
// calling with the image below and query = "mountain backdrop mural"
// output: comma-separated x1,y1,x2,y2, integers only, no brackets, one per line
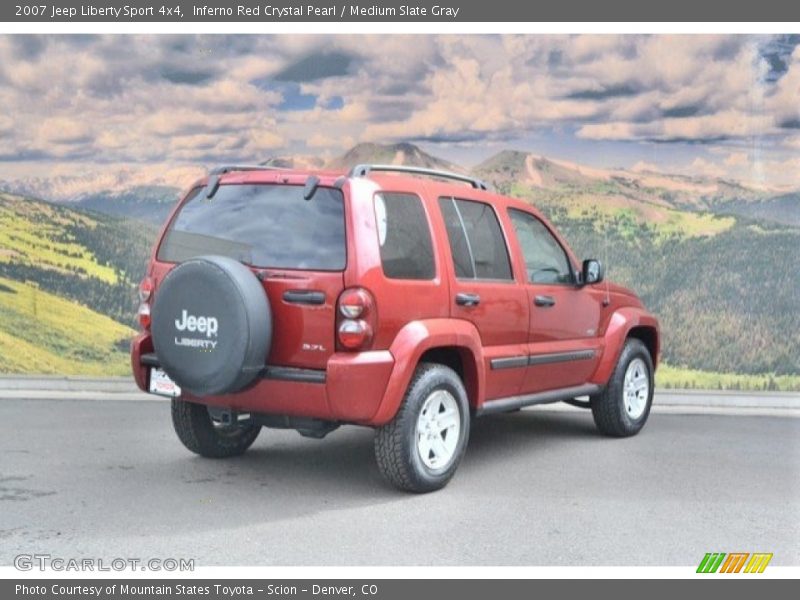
0,142,797,388
1,34,798,387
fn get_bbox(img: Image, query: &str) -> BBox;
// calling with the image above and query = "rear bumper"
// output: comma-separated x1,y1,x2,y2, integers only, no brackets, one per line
130,332,394,425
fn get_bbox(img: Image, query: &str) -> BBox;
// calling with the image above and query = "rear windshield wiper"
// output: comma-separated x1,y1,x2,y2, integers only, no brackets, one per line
303,175,320,201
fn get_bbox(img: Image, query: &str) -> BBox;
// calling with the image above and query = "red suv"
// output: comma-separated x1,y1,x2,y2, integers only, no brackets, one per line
131,164,660,492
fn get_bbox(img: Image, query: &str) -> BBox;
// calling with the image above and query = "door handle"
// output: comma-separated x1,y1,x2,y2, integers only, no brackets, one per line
455,293,481,307
534,295,556,307
283,290,326,305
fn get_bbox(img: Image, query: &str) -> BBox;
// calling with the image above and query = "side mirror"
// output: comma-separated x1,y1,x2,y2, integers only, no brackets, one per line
581,259,604,285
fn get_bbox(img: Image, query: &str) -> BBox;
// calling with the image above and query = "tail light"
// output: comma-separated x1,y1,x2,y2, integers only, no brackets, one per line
336,287,375,350
138,276,154,330
138,277,153,302
137,302,151,329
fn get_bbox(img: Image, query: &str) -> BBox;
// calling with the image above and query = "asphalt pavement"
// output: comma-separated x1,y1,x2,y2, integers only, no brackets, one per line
1,395,798,566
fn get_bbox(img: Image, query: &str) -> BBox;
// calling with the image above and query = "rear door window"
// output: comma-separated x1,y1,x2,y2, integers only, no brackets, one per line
158,184,346,270
374,193,435,280
438,197,513,280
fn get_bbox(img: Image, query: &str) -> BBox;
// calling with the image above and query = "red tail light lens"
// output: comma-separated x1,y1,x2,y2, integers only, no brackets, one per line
338,319,370,349
138,277,154,302
138,302,151,329
336,287,375,351
338,288,369,318
138,277,154,329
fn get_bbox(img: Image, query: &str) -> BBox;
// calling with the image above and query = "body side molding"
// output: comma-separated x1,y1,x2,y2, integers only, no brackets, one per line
490,349,596,370
476,383,602,416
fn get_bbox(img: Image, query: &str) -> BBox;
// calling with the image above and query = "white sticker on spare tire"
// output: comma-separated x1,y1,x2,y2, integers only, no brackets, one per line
174,309,218,337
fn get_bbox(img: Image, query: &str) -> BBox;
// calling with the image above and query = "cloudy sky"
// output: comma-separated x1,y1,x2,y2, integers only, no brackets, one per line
1,34,799,188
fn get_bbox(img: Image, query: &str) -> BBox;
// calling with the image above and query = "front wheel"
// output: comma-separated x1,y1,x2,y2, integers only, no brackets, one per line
591,338,654,437
374,363,470,493
171,399,261,458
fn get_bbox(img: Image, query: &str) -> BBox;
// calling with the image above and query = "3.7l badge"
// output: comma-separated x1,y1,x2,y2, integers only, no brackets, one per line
302,343,326,352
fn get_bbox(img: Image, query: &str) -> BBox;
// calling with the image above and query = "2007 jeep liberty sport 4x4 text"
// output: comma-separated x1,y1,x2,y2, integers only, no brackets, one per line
131,163,660,492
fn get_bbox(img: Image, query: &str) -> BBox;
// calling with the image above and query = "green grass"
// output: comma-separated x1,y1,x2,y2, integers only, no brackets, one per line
656,364,800,392
563,200,734,241
658,210,735,238
0,193,119,284
0,276,134,375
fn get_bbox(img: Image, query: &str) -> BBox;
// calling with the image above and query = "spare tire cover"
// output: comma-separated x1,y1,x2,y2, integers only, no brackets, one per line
151,255,271,396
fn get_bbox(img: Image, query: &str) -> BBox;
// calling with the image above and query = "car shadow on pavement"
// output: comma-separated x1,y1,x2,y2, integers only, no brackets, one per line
170,409,599,496
466,409,598,457
165,408,599,499
140,409,598,507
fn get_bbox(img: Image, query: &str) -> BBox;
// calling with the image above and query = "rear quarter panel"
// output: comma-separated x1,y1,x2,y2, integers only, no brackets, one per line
344,178,451,350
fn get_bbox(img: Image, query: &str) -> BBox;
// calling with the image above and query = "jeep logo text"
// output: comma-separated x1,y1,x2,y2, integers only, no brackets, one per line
175,309,218,338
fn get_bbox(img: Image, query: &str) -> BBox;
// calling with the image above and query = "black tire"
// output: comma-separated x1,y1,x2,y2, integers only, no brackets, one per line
171,399,261,458
591,338,654,437
374,363,470,493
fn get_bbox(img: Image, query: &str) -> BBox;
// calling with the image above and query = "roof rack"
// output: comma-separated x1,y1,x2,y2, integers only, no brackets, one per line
348,164,489,190
209,164,282,175
205,164,282,198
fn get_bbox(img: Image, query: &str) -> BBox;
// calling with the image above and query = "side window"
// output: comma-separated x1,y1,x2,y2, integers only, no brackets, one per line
374,193,435,280
438,198,475,278
508,209,573,285
438,197,513,281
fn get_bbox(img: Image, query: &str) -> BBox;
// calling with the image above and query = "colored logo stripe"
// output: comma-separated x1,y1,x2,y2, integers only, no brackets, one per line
697,553,726,573
744,553,773,573
719,553,749,573
697,552,773,573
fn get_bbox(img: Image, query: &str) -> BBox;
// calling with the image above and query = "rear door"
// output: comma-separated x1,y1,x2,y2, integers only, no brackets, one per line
438,196,529,400
156,183,346,370
506,208,602,392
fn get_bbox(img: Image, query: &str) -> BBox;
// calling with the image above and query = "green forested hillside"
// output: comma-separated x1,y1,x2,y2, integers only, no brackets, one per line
537,200,799,376
715,193,800,226
0,276,134,375
0,192,155,326
0,193,154,374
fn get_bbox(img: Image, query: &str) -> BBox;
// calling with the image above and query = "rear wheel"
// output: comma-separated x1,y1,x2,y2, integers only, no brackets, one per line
374,363,470,493
171,399,261,458
591,338,654,437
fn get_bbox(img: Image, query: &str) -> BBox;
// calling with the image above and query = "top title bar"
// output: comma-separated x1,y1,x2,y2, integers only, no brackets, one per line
4,0,800,22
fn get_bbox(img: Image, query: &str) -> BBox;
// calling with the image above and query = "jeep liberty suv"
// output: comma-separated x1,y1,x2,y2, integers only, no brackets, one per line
131,163,660,493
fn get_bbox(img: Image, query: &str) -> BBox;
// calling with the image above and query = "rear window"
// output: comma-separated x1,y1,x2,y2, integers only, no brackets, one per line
158,184,346,270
